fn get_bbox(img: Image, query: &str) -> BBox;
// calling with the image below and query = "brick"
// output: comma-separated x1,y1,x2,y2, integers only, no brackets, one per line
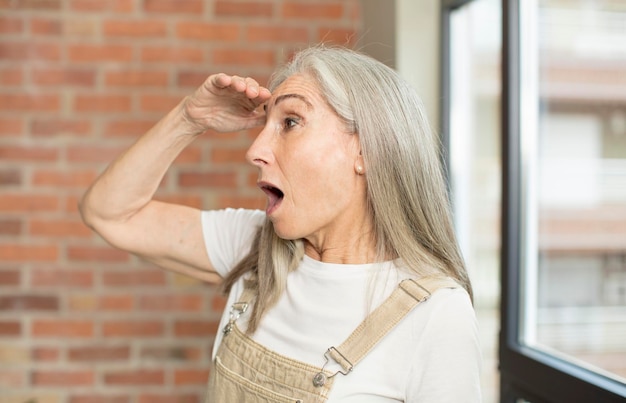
64,18,98,37
246,25,309,43
102,269,166,286
247,171,259,187
0,369,25,388
0,168,21,185
175,22,239,41
0,269,20,285
211,294,227,311
65,195,82,213
70,395,131,403
70,0,134,12
0,67,23,86
103,20,166,37
0,145,58,161
73,94,132,112
140,94,183,113
143,0,203,14
31,119,92,137
210,146,248,164
178,172,237,188
0,321,21,336
3,0,62,10
0,194,58,212
174,146,202,164
31,268,93,288
29,218,92,237
174,320,218,337
99,295,133,311
177,71,207,88
32,68,96,87
139,294,203,311
67,145,126,163
31,17,62,35
171,272,205,287
217,195,265,210
0,42,61,60
105,70,169,87
67,246,130,263
68,44,133,62
282,2,344,19
138,394,200,403
0,118,23,136
32,347,60,361
140,346,201,362
0,17,23,34
0,219,22,236
0,344,29,363
141,46,204,63
0,93,60,112
174,368,210,385
0,295,59,311
104,119,155,137
215,1,273,17
0,244,58,262
68,345,130,361
33,169,98,188
104,369,165,386
32,370,94,386
0,393,61,403
68,294,97,311
32,320,94,338
102,321,164,337
212,48,275,67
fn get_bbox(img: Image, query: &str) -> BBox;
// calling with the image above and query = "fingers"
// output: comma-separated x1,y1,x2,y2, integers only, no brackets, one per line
208,74,271,102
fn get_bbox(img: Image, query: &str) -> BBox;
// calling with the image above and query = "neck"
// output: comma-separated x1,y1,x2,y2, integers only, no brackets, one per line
303,222,378,264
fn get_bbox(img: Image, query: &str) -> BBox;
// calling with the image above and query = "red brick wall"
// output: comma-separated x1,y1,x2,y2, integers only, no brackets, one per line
0,1,361,401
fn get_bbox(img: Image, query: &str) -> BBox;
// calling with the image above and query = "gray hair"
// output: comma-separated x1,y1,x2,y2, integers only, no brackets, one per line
223,46,472,333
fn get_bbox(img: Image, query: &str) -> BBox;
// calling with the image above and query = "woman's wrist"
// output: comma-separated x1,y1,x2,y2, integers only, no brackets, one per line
170,97,209,137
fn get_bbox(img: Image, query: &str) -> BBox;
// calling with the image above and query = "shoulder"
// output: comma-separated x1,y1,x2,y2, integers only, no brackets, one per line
408,286,478,351
201,208,265,228
404,286,482,402
200,208,265,277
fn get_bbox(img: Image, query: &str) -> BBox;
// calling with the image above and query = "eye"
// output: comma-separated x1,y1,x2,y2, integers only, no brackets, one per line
283,117,299,130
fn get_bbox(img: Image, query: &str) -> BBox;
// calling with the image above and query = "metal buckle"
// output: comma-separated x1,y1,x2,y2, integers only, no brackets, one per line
222,302,249,335
312,347,353,387
399,278,431,302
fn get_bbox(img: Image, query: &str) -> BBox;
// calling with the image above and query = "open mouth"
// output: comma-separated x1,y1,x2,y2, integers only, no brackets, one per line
260,184,284,214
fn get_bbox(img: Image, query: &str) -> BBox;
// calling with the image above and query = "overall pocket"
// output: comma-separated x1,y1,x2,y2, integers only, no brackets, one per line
207,356,304,403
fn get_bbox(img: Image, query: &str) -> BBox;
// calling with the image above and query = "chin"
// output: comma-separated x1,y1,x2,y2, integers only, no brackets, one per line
269,219,304,241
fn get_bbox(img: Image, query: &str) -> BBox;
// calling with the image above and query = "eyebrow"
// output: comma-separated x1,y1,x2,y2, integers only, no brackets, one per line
264,93,313,113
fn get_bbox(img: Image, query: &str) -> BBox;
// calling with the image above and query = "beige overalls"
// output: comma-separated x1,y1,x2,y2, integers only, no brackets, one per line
205,276,458,403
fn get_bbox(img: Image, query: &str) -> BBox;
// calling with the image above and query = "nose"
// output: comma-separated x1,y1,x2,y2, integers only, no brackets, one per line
245,122,274,167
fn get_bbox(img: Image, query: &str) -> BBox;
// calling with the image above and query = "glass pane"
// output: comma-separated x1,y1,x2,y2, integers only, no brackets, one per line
449,1,502,401
521,0,626,382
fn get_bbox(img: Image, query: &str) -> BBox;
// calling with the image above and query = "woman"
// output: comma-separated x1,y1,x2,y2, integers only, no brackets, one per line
80,46,481,402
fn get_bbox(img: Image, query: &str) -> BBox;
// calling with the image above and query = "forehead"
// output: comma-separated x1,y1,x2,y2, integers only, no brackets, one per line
269,74,325,108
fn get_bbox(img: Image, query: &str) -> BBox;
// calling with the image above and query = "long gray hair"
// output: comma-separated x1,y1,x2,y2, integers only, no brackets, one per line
222,45,472,333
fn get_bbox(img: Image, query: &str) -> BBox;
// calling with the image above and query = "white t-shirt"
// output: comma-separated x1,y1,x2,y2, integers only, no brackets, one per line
202,208,482,402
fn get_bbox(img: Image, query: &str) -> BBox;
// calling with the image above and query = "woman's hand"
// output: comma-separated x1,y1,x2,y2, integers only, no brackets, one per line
182,73,272,135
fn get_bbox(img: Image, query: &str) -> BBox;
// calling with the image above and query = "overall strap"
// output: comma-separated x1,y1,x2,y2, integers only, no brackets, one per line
326,276,460,376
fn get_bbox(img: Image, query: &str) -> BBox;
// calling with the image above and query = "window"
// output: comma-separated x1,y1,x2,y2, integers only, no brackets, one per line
499,0,626,401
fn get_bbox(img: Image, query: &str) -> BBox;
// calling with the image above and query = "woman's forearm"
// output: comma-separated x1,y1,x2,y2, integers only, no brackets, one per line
79,99,198,227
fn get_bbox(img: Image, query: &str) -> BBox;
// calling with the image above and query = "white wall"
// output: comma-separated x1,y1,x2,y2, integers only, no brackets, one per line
396,0,441,130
